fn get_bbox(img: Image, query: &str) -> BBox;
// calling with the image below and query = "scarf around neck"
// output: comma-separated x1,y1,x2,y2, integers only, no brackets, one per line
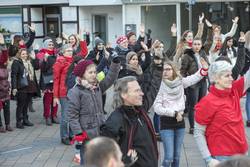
126,64,143,75
162,77,183,97
22,59,34,81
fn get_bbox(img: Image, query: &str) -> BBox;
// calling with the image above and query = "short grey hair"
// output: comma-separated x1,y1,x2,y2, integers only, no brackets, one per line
208,61,233,83
113,76,137,109
60,43,72,54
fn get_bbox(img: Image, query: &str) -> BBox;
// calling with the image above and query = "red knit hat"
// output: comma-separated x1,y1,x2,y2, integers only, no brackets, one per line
116,35,128,45
73,60,94,77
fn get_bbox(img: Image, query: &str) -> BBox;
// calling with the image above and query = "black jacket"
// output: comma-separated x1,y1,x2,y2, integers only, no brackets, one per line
11,58,40,97
87,49,105,65
114,46,131,69
40,55,57,90
100,63,162,167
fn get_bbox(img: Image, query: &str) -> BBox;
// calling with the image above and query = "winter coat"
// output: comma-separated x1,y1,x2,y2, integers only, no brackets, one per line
11,58,40,97
114,46,131,69
0,48,10,102
100,62,163,167
67,61,121,138
53,56,73,98
87,49,105,65
8,31,35,58
154,70,204,130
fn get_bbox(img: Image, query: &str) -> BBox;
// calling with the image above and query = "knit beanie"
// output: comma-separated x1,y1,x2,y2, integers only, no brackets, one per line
208,61,233,83
126,51,137,63
126,32,136,40
73,60,94,77
94,38,104,46
43,38,53,49
116,36,128,45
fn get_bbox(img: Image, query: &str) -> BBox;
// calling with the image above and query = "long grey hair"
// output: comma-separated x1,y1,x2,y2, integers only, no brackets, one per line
113,76,137,109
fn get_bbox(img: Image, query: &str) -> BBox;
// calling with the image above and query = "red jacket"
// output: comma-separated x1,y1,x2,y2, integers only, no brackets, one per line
53,56,73,98
195,77,248,156
74,40,88,58
0,48,10,102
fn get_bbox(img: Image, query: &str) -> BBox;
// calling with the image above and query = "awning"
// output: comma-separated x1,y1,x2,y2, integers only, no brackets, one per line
69,0,122,6
0,0,69,6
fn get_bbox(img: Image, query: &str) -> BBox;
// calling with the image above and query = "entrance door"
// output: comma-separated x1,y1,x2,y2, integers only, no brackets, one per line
92,15,107,44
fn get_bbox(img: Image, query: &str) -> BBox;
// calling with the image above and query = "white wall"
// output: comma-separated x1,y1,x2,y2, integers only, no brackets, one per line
123,5,141,37
79,5,122,47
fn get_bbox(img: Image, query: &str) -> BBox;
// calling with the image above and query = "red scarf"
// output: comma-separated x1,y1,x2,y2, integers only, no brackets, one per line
19,44,26,49
187,41,193,47
40,48,55,55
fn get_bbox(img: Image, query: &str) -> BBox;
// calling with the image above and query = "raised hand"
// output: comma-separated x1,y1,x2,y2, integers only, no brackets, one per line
205,19,212,28
141,41,148,51
28,23,35,32
0,33,5,44
238,31,245,42
200,57,208,69
232,16,239,24
171,23,177,36
140,23,145,36
199,13,205,23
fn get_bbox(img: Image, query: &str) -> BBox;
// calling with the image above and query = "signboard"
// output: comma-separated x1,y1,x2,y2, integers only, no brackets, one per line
125,24,136,35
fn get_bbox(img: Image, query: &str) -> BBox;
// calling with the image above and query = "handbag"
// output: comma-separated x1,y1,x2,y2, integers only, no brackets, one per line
43,74,53,84
20,75,28,88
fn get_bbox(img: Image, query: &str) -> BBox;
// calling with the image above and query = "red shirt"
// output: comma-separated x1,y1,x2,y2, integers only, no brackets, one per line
53,56,73,98
195,77,248,156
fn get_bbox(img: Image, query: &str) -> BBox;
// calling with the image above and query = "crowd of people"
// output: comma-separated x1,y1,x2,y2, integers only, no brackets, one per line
0,13,250,167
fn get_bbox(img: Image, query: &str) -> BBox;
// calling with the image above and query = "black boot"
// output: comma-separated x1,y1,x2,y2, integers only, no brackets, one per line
16,122,24,129
23,119,34,126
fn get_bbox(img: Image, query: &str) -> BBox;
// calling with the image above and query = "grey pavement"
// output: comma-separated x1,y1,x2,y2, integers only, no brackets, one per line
0,90,249,167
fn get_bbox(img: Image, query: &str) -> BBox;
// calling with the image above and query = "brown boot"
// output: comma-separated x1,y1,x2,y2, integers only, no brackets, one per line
0,126,6,133
6,125,14,131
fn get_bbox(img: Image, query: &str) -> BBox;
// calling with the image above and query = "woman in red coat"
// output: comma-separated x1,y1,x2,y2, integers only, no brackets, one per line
53,43,73,145
194,44,249,167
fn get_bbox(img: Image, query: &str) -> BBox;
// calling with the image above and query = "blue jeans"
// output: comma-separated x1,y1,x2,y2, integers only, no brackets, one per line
153,113,160,133
246,91,250,121
59,97,72,139
160,128,185,167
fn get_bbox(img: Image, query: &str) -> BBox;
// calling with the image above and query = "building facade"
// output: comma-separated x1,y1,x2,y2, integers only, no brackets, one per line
0,0,249,48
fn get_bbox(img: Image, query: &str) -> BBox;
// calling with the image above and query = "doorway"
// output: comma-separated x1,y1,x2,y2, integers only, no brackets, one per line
92,14,107,45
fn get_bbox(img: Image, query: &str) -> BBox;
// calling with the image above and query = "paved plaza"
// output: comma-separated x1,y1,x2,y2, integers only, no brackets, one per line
0,94,249,167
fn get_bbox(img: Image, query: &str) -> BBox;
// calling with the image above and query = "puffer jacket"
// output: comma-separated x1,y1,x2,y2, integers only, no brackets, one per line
67,61,120,138
53,56,73,98
0,48,10,101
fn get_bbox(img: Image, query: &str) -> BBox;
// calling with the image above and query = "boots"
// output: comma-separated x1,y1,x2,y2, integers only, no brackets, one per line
52,117,59,124
0,126,6,133
46,118,52,126
23,119,34,126
6,125,13,131
16,122,24,129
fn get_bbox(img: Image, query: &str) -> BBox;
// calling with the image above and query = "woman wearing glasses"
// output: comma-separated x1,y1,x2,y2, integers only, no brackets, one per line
53,44,74,145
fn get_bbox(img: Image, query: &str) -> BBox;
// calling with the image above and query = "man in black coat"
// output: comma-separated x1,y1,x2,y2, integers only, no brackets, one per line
100,61,162,167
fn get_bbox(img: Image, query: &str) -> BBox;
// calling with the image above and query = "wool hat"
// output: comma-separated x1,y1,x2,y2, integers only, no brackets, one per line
126,32,136,40
116,36,128,45
94,38,104,46
126,51,137,63
43,38,53,49
73,60,94,77
208,61,233,83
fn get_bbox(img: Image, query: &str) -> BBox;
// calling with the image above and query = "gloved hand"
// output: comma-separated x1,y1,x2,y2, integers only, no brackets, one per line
70,131,89,145
123,149,138,167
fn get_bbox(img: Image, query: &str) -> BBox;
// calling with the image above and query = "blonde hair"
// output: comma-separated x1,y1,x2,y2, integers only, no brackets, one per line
16,48,30,60
163,61,181,80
